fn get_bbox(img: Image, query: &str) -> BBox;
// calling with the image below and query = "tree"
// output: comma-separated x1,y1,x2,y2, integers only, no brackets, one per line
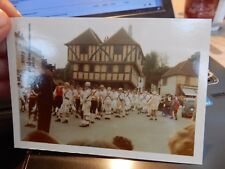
53,62,73,83
64,62,73,82
190,51,200,76
53,68,64,80
142,52,169,90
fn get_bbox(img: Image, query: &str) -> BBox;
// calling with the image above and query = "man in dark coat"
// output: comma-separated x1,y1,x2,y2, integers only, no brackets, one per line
33,63,55,133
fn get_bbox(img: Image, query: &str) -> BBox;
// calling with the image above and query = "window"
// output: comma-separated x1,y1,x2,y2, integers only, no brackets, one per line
94,65,101,72
78,72,83,79
101,65,107,72
125,65,131,72
78,64,84,71
118,74,124,80
84,73,88,79
74,64,79,71
83,64,89,72
106,73,112,80
124,74,130,80
185,77,191,84
95,73,100,80
107,65,112,73
138,51,141,60
137,48,142,60
99,53,102,61
114,45,123,55
162,78,167,86
119,65,124,73
89,64,94,72
73,72,78,79
96,54,100,61
89,73,94,80
101,73,106,80
80,45,88,54
113,65,119,73
21,51,25,64
68,49,72,61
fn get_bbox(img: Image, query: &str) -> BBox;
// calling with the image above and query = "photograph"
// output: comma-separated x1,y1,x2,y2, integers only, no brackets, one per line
7,18,211,164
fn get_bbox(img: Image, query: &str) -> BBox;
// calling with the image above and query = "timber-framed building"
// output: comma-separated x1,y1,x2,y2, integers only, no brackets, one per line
65,27,144,89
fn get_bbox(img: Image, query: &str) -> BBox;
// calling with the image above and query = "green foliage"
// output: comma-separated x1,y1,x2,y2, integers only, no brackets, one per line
190,51,200,61
53,62,73,83
190,51,200,76
142,52,169,90
64,62,73,82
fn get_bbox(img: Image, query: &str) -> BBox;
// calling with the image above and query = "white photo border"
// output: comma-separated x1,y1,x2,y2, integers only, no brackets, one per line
7,17,211,165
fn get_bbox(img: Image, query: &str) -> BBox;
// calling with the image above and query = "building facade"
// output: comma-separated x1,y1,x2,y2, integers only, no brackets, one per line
66,28,144,89
159,58,199,97
15,31,44,86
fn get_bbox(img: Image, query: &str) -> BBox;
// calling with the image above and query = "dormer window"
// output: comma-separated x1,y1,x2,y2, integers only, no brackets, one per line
80,45,88,54
114,45,123,55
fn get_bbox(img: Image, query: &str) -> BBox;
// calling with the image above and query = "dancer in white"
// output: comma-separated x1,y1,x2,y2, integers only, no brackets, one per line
90,89,98,123
141,91,150,114
148,91,161,120
116,88,125,118
104,87,113,119
124,90,131,115
55,82,73,123
73,86,82,118
129,90,135,111
133,90,139,112
137,92,145,114
96,84,106,120
79,82,92,127
111,89,118,115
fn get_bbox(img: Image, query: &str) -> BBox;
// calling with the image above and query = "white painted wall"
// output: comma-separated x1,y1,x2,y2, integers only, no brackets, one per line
160,76,177,96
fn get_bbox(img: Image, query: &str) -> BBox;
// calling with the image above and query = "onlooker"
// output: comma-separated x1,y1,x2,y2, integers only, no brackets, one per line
171,96,180,120
33,63,55,132
53,82,63,115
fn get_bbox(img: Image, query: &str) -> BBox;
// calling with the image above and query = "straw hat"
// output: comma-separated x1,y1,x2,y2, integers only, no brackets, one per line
64,82,70,87
85,82,91,87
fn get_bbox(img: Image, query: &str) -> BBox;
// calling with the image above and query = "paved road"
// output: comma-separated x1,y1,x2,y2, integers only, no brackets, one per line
20,110,192,154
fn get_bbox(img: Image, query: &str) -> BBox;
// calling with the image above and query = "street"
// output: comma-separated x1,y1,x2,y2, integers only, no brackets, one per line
20,110,192,154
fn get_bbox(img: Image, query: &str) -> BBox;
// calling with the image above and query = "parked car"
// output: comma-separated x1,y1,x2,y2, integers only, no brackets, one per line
182,98,196,118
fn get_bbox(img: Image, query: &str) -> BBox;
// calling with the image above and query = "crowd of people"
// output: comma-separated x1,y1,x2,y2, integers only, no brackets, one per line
19,78,195,156
20,76,184,129
51,81,163,127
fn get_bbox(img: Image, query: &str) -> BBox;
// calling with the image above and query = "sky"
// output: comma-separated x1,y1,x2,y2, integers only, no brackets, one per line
12,18,211,68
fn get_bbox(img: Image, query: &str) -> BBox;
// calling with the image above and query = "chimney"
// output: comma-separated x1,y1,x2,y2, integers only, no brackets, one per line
104,36,109,42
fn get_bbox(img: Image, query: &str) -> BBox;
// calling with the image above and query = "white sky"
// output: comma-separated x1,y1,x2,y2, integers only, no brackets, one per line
13,18,211,68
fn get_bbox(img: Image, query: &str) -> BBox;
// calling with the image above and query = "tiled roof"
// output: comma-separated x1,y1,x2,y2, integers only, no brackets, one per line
104,28,138,45
162,59,198,78
65,28,102,45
